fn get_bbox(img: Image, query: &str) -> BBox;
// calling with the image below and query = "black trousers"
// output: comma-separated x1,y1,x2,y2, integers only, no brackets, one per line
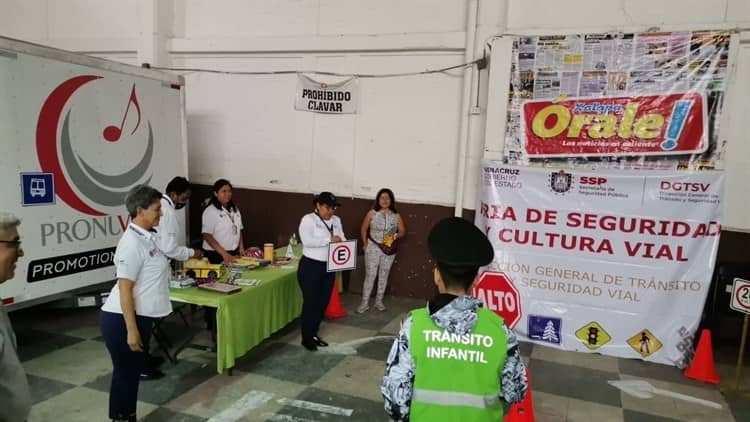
100,311,155,420
203,248,239,265
203,248,239,335
297,256,335,341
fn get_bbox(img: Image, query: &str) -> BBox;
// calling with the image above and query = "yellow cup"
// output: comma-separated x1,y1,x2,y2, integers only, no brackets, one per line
263,243,274,262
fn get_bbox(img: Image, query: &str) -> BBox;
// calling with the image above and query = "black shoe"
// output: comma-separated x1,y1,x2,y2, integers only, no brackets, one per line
146,355,165,369
312,336,328,347
301,339,318,351
111,416,136,422
139,368,165,381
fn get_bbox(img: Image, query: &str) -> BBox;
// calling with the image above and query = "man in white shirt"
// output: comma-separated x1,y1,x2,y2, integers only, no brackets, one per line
0,212,32,422
156,177,201,262
140,177,201,379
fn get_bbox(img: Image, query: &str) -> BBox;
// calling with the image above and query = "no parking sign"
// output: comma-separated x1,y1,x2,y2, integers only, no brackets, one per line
327,240,357,272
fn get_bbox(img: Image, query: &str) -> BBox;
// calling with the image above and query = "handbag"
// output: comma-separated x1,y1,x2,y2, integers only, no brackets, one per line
368,231,398,255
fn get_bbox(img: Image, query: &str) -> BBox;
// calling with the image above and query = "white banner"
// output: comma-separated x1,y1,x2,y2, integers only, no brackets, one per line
295,74,358,114
475,161,725,366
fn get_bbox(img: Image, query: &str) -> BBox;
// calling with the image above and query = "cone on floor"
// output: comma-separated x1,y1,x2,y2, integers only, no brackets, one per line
505,369,535,422
324,278,347,319
684,329,720,384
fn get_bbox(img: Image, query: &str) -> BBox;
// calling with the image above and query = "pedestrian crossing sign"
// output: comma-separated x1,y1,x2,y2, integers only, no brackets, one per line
627,329,663,358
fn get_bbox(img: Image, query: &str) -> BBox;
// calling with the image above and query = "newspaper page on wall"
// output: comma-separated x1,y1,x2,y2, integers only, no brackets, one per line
476,161,725,366
504,31,733,170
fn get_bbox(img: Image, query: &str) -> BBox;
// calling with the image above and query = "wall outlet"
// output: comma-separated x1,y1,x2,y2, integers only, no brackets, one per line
470,106,481,115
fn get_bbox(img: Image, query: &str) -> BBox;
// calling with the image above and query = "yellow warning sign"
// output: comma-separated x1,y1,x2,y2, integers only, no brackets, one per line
627,329,663,358
575,321,611,350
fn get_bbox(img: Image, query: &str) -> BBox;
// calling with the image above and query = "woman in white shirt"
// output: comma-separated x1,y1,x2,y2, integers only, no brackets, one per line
297,192,346,351
201,179,245,265
100,185,170,422
200,179,244,339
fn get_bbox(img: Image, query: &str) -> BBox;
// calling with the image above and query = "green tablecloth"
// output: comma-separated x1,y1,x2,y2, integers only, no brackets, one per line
169,248,302,373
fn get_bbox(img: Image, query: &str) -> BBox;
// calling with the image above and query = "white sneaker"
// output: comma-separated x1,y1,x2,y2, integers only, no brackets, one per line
357,303,370,313
374,302,386,311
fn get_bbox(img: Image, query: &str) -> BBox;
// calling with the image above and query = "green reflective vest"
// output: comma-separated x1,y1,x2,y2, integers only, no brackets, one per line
409,306,507,422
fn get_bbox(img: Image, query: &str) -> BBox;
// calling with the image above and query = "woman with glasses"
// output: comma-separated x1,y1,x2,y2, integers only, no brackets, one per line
297,192,346,351
0,212,31,422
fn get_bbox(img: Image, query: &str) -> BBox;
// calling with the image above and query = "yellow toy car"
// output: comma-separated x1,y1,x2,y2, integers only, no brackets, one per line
184,258,223,280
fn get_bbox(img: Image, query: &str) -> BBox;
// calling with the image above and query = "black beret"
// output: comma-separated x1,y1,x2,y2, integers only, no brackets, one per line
428,217,494,267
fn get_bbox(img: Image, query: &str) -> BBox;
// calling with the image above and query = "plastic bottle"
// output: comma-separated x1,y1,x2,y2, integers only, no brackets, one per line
286,233,298,258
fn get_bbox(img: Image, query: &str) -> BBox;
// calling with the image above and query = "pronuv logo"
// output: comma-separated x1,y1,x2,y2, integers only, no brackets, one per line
36,76,154,216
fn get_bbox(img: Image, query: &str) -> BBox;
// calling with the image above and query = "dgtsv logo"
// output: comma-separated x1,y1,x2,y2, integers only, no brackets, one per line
21,173,55,206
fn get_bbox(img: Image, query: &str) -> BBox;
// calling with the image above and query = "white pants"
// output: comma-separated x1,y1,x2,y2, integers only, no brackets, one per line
361,243,396,305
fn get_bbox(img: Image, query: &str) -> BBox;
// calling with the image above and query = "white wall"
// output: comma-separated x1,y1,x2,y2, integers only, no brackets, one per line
1,0,750,213
507,0,745,30
169,0,470,206
0,0,139,58
178,52,465,205
721,39,750,231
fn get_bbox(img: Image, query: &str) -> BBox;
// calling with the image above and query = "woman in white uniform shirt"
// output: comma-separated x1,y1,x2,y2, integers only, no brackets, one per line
202,179,245,265
201,179,244,339
100,185,170,422
297,192,346,351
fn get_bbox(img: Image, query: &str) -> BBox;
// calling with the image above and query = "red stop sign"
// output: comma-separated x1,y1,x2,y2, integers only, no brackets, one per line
472,271,521,328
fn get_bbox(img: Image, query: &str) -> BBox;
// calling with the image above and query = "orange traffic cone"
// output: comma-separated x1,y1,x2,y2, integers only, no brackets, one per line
505,369,535,422
684,329,720,384
324,278,347,319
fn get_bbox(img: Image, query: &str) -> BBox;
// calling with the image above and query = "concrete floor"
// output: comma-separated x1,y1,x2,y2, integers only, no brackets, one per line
9,293,750,421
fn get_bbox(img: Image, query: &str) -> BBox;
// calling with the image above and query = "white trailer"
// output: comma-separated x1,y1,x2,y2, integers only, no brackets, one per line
0,37,188,310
